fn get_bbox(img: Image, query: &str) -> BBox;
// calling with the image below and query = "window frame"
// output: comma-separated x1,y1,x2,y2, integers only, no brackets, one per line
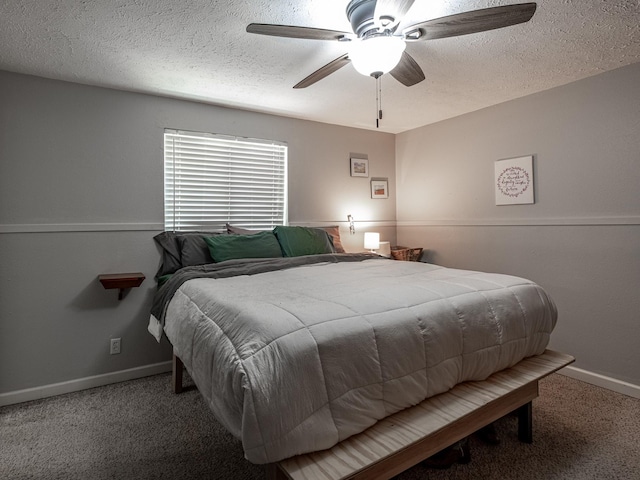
164,129,288,232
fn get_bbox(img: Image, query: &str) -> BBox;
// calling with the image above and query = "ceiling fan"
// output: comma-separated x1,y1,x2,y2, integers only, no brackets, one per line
247,0,537,89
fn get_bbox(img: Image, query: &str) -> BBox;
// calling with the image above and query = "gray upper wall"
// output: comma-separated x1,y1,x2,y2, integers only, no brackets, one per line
0,70,396,395
396,62,640,386
0,71,397,228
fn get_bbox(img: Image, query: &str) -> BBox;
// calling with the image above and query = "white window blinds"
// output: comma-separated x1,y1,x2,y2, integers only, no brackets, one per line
164,129,288,231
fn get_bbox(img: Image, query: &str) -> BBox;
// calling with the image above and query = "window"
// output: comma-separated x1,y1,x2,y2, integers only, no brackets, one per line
164,129,288,231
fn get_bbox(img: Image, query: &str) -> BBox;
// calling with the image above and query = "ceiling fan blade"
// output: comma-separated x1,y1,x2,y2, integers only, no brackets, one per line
402,3,537,41
374,0,415,29
389,51,425,87
246,23,351,41
293,54,351,89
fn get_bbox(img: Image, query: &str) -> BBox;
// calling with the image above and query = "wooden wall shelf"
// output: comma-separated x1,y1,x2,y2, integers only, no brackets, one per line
98,272,145,300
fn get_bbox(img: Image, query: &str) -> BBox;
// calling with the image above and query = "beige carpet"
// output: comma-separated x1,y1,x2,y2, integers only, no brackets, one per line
1,372,639,479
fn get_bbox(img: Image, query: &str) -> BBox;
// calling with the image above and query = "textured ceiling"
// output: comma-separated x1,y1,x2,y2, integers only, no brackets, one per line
1,1,639,133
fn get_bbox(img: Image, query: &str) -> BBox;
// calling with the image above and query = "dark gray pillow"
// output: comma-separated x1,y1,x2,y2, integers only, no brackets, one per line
317,225,345,253
153,231,224,278
177,235,217,267
153,232,183,278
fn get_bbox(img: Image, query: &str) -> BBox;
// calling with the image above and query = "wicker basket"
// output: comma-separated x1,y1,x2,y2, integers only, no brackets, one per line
390,246,423,262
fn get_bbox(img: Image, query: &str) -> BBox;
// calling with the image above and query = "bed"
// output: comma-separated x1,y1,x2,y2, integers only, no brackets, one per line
149,227,559,469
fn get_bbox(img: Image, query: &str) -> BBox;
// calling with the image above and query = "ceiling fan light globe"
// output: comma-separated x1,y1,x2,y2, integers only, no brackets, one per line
349,36,406,77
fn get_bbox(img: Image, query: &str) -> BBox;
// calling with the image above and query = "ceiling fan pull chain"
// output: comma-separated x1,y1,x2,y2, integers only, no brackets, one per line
375,75,382,128
375,75,379,128
379,76,383,121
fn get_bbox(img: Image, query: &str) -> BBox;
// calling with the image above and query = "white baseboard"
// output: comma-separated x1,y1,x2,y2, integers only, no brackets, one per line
558,366,640,399
0,361,172,407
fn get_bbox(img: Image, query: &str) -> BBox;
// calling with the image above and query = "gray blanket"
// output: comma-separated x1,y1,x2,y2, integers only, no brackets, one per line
149,256,557,464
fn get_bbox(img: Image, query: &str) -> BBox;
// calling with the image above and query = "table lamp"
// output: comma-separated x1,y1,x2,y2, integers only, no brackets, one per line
364,232,380,253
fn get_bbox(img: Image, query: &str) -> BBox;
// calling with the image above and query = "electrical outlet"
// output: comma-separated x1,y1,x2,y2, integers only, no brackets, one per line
110,338,121,355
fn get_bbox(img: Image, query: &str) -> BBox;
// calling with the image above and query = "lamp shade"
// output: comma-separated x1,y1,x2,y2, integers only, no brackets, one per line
364,232,380,251
349,36,406,77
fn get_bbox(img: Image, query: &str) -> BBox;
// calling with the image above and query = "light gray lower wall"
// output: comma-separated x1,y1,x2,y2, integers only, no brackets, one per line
396,62,640,387
0,71,396,396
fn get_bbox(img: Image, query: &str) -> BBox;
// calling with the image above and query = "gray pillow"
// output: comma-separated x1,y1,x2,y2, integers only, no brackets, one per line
317,225,345,253
226,223,261,235
177,235,217,267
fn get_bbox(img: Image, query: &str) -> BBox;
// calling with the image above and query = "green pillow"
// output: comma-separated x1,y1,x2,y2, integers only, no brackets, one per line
273,226,336,257
204,231,283,263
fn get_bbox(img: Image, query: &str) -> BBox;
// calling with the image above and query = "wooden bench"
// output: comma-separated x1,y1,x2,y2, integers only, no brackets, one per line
265,350,574,480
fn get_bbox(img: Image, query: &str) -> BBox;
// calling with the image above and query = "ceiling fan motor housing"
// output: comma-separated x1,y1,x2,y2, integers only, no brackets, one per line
346,0,380,37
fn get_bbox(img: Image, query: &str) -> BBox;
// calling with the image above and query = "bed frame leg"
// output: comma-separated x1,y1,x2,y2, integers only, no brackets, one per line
172,354,184,394
517,401,533,443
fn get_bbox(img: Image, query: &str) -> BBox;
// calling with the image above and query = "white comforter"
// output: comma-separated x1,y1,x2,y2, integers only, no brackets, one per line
159,258,557,464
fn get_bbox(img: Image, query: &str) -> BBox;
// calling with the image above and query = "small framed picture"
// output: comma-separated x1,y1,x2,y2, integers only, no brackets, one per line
350,157,369,177
371,178,388,199
495,155,534,205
